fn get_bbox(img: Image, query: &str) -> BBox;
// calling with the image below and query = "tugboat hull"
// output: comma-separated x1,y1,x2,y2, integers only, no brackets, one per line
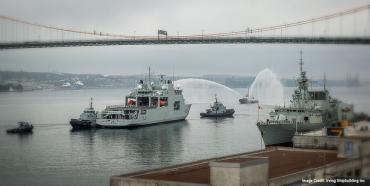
6,122,33,134
239,98,258,104
6,127,33,134
70,119,94,130
200,109,235,118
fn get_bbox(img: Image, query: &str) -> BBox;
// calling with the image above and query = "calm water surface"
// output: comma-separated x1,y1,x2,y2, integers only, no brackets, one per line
0,86,369,186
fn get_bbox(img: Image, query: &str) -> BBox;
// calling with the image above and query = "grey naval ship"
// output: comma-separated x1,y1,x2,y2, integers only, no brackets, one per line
96,75,191,128
200,95,235,118
257,51,354,146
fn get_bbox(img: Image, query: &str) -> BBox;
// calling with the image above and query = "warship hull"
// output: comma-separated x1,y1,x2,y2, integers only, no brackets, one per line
257,122,324,146
96,104,191,128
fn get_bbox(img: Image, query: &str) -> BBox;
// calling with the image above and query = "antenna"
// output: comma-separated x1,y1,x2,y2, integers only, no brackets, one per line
148,66,151,83
172,68,175,82
90,97,93,108
323,72,327,90
299,50,303,74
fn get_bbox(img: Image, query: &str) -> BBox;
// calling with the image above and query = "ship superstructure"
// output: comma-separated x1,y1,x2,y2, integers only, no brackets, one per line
257,51,354,146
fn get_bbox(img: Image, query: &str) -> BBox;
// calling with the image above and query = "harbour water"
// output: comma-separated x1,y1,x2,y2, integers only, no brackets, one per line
0,85,370,186
0,42,369,186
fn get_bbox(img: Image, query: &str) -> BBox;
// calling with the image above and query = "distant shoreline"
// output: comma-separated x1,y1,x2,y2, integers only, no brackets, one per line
0,70,365,92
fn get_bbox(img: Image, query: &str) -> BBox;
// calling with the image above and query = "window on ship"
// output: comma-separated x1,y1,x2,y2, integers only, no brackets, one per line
150,97,158,107
309,91,326,100
137,97,149,107
174,101,180,110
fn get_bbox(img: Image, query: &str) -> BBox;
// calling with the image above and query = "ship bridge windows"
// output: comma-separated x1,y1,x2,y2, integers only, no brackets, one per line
286,109,304,113
138,97,149,107
309,91,326,100
150,97,158,107
106,114,125,119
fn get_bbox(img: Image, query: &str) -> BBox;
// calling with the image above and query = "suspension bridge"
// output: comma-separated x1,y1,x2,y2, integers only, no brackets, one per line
1,4,370,49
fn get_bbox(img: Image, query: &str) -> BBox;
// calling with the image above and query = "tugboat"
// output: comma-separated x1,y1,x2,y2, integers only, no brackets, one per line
200,95,235,118
239,88,259,104
6,121,33,134
96,70,191,128
257,51,354,146
70,98,97,130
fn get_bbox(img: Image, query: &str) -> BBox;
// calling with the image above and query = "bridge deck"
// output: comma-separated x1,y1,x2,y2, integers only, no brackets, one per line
1,37,370,49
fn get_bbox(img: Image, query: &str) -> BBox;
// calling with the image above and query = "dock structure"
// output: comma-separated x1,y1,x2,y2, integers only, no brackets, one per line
111,134,370,186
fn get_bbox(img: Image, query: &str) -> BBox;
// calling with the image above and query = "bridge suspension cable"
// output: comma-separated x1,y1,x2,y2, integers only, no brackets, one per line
187,3,370,38
0,3,369,41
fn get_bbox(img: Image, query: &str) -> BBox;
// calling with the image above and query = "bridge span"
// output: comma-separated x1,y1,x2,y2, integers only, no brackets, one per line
1,4,370,49
1,37,370,49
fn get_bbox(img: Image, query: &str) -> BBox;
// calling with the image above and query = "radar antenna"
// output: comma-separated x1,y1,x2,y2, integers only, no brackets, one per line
323,72,327,90
89,97,93,109
299,50,303,74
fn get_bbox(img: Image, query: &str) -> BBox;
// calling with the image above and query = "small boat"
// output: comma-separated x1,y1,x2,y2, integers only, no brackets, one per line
6,121,33,134
70,98,97,130
239,88,259,104
200,95,235,118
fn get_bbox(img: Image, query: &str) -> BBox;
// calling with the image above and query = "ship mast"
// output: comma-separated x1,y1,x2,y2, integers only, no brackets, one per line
89,97,93,109
299,50,303,74
293,50,310,108
148,66,151,83
298,50,308,92
323,72,326,90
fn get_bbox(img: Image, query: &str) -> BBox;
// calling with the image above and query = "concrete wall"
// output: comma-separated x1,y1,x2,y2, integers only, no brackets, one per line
239,161,268,186
360,140,370,178
210,166,240,186
210,158,268,186
293,135,338,149
269,159,362,186
110,177,210,186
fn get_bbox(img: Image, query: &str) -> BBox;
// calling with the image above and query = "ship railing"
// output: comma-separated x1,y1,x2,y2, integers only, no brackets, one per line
106,105,158,109
106,104,126,109
258,120,304,125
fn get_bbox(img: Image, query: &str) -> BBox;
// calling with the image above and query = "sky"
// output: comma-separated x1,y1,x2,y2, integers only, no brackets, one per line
1,0,370,36
0,0,370,80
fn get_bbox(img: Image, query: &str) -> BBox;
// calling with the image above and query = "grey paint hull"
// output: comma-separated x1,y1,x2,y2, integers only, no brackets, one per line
257,122,324,146
96,104,191,128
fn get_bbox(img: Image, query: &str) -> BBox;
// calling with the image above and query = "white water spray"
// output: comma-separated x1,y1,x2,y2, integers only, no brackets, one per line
175,78,242,104
249,69,284,106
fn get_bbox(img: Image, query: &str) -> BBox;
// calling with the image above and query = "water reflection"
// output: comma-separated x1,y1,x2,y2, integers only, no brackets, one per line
68,121,189,168
201,117,234,124
1,86,369,186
